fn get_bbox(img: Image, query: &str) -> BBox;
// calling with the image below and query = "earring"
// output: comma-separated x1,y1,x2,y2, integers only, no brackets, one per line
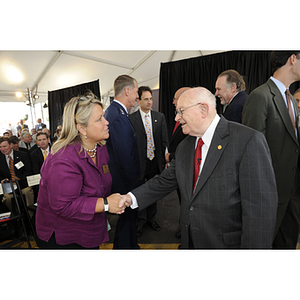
84,135,87,139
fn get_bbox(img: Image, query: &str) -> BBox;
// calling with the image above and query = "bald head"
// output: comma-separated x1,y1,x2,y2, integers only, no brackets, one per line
175,87,217,137
173,87,191,108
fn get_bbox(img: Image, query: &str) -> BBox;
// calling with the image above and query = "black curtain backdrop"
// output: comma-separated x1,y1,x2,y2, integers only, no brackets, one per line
159,50,300,140
48,80,100,137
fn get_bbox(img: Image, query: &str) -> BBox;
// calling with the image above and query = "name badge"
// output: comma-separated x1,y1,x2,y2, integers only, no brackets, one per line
15,161,24,169
102,164,109,174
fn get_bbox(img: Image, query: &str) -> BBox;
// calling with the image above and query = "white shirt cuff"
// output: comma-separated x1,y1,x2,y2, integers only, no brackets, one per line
128,192,138,209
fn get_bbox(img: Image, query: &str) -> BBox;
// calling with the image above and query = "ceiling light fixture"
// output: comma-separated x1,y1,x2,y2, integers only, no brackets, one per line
16,92,23,98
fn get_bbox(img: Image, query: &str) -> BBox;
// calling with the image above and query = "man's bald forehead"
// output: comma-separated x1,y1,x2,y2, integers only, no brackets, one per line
174,87,191,98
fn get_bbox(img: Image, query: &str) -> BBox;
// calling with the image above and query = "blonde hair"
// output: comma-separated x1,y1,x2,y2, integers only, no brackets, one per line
51,91,104,155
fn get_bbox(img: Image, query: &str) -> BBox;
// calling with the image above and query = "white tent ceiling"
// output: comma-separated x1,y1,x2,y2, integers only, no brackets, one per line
0,50,225,107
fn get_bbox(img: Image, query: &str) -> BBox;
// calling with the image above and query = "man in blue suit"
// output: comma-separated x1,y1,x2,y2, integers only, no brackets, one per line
104,74,141,249
215,69,248,123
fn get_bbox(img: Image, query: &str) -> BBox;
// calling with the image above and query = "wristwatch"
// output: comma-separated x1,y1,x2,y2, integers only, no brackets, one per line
103,197,109,212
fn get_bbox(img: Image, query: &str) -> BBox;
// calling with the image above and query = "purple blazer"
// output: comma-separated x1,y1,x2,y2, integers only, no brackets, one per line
36,141,112,248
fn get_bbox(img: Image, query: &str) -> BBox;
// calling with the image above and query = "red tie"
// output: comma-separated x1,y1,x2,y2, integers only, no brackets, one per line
193,138,204,192
285,89,296,129
172,121,179,135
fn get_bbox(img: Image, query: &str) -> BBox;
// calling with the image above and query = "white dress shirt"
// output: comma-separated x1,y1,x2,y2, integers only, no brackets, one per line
129,114,221,208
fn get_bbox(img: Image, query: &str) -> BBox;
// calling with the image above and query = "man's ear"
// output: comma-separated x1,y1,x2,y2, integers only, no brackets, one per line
230,83,237,92
124,87,130,97
201,103,209,117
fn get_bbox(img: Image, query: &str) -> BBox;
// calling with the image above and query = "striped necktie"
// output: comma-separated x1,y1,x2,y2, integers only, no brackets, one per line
9,155,19,183
145,114,155,160
43,150,47,161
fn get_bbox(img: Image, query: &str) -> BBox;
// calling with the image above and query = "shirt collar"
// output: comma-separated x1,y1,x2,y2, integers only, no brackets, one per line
6,149,13,159
113,99,128,114
270,76,288,97
196,114,220,148
139,108,151,118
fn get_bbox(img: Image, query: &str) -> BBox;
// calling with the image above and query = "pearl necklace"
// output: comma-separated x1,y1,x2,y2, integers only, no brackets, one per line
84,144,97,158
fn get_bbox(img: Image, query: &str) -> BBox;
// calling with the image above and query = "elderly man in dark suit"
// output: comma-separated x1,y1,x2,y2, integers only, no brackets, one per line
120,87,278,249
0,136,34,211
104,74,141,249
130,86,169,236
242,51,300,249
215,69,247,123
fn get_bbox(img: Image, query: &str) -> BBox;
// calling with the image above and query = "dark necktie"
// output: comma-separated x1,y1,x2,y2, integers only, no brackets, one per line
193,138,204,192
9,155,19,183
285,89,296,129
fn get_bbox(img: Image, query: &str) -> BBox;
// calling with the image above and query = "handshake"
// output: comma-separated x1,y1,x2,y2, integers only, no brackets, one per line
105,193,133,214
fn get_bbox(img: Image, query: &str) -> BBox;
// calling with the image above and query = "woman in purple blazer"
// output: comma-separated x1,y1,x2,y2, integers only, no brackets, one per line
36,91,126,249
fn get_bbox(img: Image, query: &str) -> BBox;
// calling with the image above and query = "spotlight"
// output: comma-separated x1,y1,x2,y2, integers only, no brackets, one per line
33,93,39,99
25,99,30,105
16,92,23,98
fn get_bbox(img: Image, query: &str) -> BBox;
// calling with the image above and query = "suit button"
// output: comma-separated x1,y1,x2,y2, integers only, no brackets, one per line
190,206,194,211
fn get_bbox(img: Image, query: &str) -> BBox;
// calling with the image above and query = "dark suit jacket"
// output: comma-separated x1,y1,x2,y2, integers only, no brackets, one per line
129,110,169,177
104,101,141,194
30,147,50,174
242,78,300,234
223,91,247,123
131,116,278,249
0,150,33,187
168,123,187,162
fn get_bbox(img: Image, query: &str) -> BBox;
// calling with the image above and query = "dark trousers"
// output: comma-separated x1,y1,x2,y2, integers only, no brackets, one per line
273,170,300,249
37,232,99,249
113,207,139,249
136,156,160,227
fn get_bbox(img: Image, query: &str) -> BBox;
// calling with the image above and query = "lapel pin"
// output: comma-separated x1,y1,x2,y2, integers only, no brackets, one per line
218,145,222,150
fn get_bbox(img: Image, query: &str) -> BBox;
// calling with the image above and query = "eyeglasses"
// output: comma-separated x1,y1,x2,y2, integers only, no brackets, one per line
175,103,202,116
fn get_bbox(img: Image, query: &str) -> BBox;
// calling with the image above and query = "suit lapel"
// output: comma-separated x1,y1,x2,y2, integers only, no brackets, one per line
192,117,229,200
268,79,298,145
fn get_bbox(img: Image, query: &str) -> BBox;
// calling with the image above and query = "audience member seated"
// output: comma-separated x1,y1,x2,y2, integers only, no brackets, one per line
30,132,50,174
52,125,62,143
19,131,35,150
42,128,53,145
0,136,34,211
29,133,38,154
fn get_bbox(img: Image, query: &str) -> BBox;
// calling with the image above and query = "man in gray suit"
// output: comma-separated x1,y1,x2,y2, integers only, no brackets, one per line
242,51,300,249
120,87,278,249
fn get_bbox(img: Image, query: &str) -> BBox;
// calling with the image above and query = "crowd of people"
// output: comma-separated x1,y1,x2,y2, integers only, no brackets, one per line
1,50,300,250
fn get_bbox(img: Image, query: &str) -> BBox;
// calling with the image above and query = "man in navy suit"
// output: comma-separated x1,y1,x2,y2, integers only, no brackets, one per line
104,74,141,249
215,69,248,123
130,86,169,236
